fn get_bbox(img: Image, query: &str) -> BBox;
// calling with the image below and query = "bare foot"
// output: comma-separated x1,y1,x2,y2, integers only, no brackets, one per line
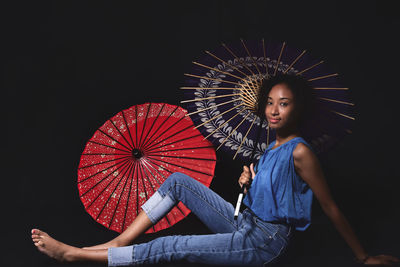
31,229,78,262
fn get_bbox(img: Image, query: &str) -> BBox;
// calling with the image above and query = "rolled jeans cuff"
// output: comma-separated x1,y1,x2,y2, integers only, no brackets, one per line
141,191,175,224
108,246,134,266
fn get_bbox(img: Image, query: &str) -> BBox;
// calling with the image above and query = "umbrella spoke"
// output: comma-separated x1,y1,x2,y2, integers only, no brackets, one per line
138,103,152,150
241,39,262,75
88,140,131,154
329,110,355,120
109,161,135,229
78,155,132,170
318,97,354,106
296,60,324,75
78,158,131,184
233,116,256,160
82,153,130,156
141,105,178,149
121,109,136,149
147,145,214,154
273,42,286,76
145,133,203,154
122,161,138,231
222,43,255,76
146,154,216,162
283,50,307,74
139,103,165,150
195,103,245,129
313,87,349,90
262,38,270,78
142,115,186,151
96,159,134,221
98,129,133,153
80,159,131,197
146,156,213,177
85,160,131,209
217,111,251,150
204,50,248,77
308,73,338,82
204,107,248,140
109,118,134,150
144,124,195,152
184,73,241,86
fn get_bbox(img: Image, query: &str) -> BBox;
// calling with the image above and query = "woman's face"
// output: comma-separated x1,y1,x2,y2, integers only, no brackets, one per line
265,83,297,130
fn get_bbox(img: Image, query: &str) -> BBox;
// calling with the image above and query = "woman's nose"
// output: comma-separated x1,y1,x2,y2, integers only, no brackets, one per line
270,104,279,115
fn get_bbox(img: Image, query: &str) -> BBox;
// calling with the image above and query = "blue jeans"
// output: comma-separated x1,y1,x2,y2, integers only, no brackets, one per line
108,172,292,266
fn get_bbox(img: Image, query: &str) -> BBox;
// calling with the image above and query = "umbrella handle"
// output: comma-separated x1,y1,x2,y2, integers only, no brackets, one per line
234,185,248,219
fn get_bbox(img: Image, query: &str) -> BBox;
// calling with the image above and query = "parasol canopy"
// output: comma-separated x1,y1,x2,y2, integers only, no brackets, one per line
77,103,216,233
181,39,355,161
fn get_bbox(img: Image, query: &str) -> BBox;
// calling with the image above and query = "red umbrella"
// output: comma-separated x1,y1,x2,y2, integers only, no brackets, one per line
77,103,216,233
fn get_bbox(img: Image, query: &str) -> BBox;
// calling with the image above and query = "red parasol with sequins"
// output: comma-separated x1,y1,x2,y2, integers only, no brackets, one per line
77,103,216,233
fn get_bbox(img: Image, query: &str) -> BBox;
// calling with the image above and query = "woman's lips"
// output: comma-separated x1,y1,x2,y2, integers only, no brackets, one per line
269,118,280,124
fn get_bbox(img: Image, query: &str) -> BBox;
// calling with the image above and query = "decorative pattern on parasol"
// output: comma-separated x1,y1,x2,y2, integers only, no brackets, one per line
77,103,216,234
181,39,355,160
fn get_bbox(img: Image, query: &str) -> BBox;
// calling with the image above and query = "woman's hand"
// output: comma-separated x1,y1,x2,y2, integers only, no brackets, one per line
238,163,255,194
361,254,399,266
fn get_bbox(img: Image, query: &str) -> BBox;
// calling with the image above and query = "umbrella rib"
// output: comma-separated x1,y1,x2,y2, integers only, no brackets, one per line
141,105,178,149
80,159,131,197
88,140,131,154
78,155,132,170
318,97,354,106
241,39,262,75
308,73,338,81
137,103,152,150
283,50,307,74
222,43,255,75
122,161,138,231
96,159,133,221
262,38,270,78
181,93,243,103
135,105,138,149
313,87,349,90
97,129,132,152
240,81,257,102
273,42,286,76
192,62,244,80
139,103,165,150
194,103,245,129
78,158,130,184
233,116,256,160
296,60,324,76
145,134,203,154
121,109,136,149
204,50,248,77
108,161,135,229
186,99,239,116
146,145,215,153
146,154,216,162
85,160,131,209
204,107,248,140
82,153,130,156
145,120,192,151
142,158,167,182
217,111,252,150
184,73,241,86
146,156,213,177
329,110,355,120
109,118,134,151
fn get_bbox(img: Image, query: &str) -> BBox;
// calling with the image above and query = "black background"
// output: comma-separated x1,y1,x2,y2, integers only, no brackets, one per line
4,1,400,266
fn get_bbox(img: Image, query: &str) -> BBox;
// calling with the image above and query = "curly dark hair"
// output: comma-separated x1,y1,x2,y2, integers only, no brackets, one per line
256,74,316,126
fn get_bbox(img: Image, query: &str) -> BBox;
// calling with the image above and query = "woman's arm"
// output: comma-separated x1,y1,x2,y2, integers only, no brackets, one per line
293,143,399,265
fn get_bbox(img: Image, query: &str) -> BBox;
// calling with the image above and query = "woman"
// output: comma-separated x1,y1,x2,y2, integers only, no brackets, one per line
32,75,399,266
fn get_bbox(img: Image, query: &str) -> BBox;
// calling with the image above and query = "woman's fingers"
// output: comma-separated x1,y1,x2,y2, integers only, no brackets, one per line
249,163,256,178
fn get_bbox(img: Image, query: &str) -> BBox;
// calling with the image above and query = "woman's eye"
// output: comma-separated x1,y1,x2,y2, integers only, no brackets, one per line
280,102,288,107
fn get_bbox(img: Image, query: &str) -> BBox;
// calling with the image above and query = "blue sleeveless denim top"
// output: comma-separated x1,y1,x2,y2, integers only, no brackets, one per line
243,137,313,231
